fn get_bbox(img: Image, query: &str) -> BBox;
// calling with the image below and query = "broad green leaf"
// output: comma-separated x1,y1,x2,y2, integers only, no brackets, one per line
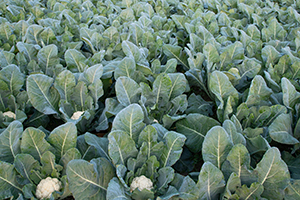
285,179,300,200
261,45,281,67
178,175,197,200
202,126,233,169
88,79,104,107
83,64,103,84
254,147,290,199
115,77,141,107
24,24,43,44
0,161,22,199
269,113,299,145
162,59,177,73
237,58,261,80
47,122,77,160
21,127,53,161
27,74,60,115
282,77,300,109
65,49,87,73
112,104,145,142
67,158,115,200
153,73,172,107
209,71,238,110
70,81,92,111
37,44,59,75
222,120,246,146
246,75,272,107
136,156,160,181
54,70,76,102
157,167,175,192
114,57,136,79
167,73,187,100
176,113,220,153
262,18,287,41
14,154,40,185
40,151,62,178
161,131,186,168
122,40,142,62
203,43,220,69
197,162,225,200
0,65,24,97
59,148,81,175
0,121,23,163
235,182,264,200
0,50,14,69
222,144,254,185
163,44,188,69
138,125,164,159
219,41,244,70
84,132,109,161
108,130,138,166
16,42,40,62
107,177,131,200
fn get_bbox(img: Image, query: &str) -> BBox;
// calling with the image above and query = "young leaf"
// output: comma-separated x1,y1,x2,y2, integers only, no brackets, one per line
0,161,22,199
65,49,87,73
108,130,138,166
176,113,220,153
160,131,186,168
67,158,115,200
47,122,77,160
107,177,131,200
84,132,109,161
54,70,76,102
115,76,141,107
254,147,290,199
112,104,145,142
235,182,264,200
269,113,299,145
196,162,225,199
40,151,62,177
222,120,246,146
20,127,53,161
0,121,23,163
162,44,188,69
167,73,187,100
202,126,233,169
157,167,175,192
27,74,60,115
14,154,40,185
281,77,300,109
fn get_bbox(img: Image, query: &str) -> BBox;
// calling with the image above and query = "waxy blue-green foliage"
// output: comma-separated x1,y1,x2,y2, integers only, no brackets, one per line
1,0,300,199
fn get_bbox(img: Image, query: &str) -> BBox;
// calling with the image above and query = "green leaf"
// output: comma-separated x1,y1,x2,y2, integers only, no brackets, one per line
108,130,138,166
40,151,62,177
157,167,175,192
235,182,264,200
254,147,290,199
153,73,172,107
246,75,273,107
163,44,188,69
202,126,233,169
67,158,115,200
47,122,77,160
112,104,145,142
203,43,220,69
0,50,14,68
269,113,299,145
285,179,300,200
282,77,300,109
176,113,220,153
65,49,87,73
0,65,25,96
219,41,244,70
114,57,136,80
167,73,187,100
161,131,186,168
70,81,93,111
37,44,59,75
261,45,281,67
84,132,109,161
107,177,131,200
115,77,141,107
197,162,225,200
222,120,246,146
0,161,22,199
122,40,142,62
14,154,40,185
16,42,40,62
27,74,60,115
54,70,76,102
59,148,81,175
0,121,23,163
20,127,53,161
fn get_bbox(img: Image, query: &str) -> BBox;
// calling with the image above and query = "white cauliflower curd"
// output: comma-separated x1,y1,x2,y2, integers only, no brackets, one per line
3,111,16,119
71,111,84,120
130,175,153,192
36,177,61,199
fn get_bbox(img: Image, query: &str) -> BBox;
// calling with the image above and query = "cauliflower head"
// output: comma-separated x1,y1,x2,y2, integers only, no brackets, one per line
36,177,61,199
3,111,16,119
130,175,153,192
71,111,84,120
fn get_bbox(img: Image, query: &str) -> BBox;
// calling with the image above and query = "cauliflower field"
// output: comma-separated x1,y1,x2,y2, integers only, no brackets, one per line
1,0,300,199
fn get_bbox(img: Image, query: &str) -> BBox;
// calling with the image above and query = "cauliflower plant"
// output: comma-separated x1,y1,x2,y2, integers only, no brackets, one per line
36,177,61,199
71,111,84,120
130,175,153,192
3,111,16,119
